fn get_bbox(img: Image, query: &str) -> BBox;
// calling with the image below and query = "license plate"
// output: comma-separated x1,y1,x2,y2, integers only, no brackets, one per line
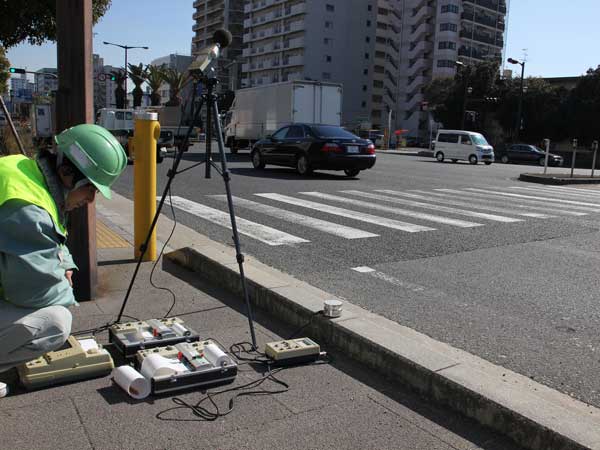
347,146,359,153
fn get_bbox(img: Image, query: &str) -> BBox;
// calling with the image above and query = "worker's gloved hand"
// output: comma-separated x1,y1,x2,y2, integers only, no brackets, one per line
65,270,73,287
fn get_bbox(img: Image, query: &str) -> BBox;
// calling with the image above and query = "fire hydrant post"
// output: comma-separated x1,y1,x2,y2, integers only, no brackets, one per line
133,111,160,261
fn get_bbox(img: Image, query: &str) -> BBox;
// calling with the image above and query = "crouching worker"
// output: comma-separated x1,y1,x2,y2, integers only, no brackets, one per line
0,124,127,374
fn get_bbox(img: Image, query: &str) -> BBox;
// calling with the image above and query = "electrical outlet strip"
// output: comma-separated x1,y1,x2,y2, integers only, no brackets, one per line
264,338,321,365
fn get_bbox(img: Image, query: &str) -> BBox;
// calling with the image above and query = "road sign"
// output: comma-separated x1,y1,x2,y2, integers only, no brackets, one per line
97,73,106,82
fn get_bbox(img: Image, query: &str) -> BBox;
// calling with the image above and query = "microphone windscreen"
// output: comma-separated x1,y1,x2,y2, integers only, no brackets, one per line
213,29,233,48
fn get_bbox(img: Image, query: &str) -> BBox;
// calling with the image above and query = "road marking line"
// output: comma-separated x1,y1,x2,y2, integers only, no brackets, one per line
254,193,436,233
510,185,600,200
433,189,589,215
531,185,600,196
387,189,552,218
167,196,309,246
210,195,379,239
299,192,483,228
465,188,600,208
343,190,524,223
351,266,376,273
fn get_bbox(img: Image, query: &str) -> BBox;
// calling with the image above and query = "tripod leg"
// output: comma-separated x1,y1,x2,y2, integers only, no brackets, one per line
210,97,258,350
116,84,205,323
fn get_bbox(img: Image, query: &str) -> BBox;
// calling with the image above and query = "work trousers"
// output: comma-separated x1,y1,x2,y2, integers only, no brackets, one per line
0,301,72,372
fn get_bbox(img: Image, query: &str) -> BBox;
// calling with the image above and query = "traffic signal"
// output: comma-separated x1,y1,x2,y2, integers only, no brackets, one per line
110,74,116,81
9,67,26,74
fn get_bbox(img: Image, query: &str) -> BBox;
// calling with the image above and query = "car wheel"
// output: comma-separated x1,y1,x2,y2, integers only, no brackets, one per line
484,161,492,165
451,159,458,163
469,155,478,165
501,155,509,164
296,154,313,176
344,168,360,177
538,157,546,166
251,149,265,169
435,152,445,162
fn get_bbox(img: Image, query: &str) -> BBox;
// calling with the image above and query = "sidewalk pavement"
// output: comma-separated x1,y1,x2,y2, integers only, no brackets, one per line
0,195,521,450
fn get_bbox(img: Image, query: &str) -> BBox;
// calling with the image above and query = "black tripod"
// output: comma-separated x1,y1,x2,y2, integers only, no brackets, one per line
115,75,258,350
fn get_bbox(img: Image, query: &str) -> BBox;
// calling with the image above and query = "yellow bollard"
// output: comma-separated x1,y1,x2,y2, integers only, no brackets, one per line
133,111,160,261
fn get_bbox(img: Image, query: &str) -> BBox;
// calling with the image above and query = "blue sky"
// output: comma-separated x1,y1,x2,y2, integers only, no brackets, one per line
6,0,600,80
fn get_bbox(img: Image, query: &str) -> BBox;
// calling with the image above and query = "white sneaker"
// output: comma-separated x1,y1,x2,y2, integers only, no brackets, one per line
0,382,8,398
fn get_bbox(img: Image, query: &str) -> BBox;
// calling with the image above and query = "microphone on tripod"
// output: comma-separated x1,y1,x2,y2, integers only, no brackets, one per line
188,28,233,77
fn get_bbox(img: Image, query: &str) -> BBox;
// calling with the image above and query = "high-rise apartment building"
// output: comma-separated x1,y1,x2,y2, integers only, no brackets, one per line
242,0,381,128
191,0,245,90
398,0,507,138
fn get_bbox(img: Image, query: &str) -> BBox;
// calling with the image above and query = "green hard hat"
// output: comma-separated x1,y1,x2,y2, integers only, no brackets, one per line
54,124,127,199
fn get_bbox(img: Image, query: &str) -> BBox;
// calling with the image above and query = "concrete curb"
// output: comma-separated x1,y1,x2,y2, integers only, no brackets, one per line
519,173,600,185
165,246,600,450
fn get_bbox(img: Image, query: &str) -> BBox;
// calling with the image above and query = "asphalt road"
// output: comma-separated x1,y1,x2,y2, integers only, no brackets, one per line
113,144,600,408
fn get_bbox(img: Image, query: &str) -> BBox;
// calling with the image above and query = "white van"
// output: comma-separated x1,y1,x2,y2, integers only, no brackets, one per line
434,130,494,165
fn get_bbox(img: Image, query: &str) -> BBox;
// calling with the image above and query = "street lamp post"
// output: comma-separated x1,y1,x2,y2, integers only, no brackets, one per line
103,41,149,108
455,61,471,130
508,57,526,141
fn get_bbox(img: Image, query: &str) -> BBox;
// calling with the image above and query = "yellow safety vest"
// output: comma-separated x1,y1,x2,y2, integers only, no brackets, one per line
0,155,66,234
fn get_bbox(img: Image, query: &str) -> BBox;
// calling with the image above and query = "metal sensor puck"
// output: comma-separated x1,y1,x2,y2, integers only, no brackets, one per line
323,299,343,318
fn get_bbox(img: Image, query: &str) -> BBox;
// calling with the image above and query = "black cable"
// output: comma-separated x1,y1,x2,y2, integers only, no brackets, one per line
156,366,290,422
145,186,178,318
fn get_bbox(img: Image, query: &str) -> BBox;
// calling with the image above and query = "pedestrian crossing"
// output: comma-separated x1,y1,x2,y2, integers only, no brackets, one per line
164,185,600,247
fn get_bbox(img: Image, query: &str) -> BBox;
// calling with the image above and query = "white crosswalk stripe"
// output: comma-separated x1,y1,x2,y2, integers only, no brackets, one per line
210,195,379,239
167,196,309,246
435,189,590,215
464,188,600,210
254,193,437,232
509,185,600,201
530,185,600,197
301,192,484,227
389,189,553,218
344,190,525,222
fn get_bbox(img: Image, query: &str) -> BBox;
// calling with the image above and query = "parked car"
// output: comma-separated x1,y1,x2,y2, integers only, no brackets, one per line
497,144,563,166
433,130,494,165
251,124,376,177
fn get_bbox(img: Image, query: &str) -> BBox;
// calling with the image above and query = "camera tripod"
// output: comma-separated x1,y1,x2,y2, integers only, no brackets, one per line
116,75,258,350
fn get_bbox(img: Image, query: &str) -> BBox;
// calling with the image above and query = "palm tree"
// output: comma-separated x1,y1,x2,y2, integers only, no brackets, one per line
128,63,147,108
161,67,190,107
110,70,127,109
146,64,166,106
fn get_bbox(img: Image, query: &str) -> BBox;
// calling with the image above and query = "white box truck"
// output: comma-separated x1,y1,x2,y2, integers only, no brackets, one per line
224,80,342,154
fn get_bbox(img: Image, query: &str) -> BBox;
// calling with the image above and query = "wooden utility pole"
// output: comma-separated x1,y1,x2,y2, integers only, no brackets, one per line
56,0,97,301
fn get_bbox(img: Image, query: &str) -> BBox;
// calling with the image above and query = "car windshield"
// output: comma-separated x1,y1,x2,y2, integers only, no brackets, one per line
312,125,358,139
471,134,488,145
533,146,545,153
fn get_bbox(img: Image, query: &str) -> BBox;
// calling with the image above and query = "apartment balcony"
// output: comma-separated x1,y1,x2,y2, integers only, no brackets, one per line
460,29,503,47
242,63,250,72
282,37,304,50
244,17,252,27
281,55,303,67
461,11,505,30
406,91,425,112
464,0,507,14
205,14,224,27
206,1,224,15
244,0,286,14
284,3,306,17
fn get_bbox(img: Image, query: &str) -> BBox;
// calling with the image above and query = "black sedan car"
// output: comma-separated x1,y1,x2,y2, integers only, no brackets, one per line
498,144,564,166
250,124,376,177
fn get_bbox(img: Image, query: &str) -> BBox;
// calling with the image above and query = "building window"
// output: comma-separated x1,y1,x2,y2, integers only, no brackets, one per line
365,53,370,59
325,21,333,28
324,38,331,45
362,85,367,91
361,101,367,108
440,23,458,32
325,55,332,62
367,4,372,11
372,95,383,103
366,20,371,27
437,59,457,68
441,4,459,13
363,68,368,75
365,36,371,43
326,4,334,11
322,72,331,80
438,41,457,50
